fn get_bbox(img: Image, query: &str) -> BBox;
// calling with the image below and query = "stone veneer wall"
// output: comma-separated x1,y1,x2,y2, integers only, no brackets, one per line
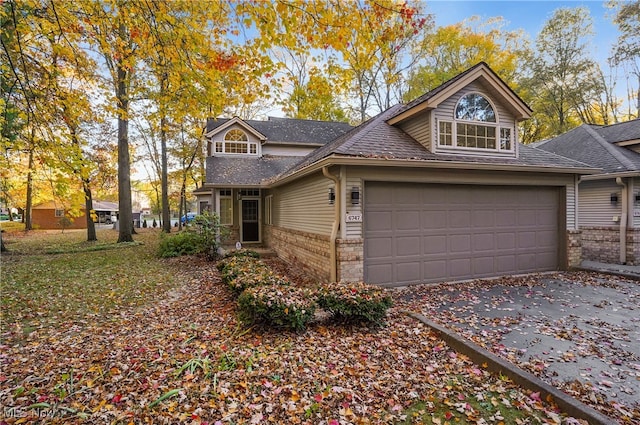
566,229,582,268
581,226,640,265
337,238,364,282
264,225,331,282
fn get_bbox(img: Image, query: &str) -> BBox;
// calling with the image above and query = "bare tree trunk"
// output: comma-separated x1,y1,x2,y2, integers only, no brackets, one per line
116,46,133,243
24,131,34,231
84,181,97,241
160,113,171,233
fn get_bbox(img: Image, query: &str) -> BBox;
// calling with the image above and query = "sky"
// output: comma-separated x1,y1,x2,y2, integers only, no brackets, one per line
424,0,620,66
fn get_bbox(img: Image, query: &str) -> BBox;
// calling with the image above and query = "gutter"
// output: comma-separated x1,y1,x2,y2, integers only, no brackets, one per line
616,177,628,264
322,166,340,282
270,155,597,188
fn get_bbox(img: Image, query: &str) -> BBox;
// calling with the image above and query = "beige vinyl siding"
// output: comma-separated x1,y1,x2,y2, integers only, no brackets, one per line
344,175,363,238
433,82,517,157
262,144,319,156
634,177,640,228
578,180,621,227
398,111,431,151
566,180,577,230
273,172,334,235
344,166,573,239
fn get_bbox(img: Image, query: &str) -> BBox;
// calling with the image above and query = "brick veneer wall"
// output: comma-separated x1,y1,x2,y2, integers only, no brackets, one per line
566,229,582,268
580,226,640,265
337,238,364,282
264,225,331,282
32,209,87,230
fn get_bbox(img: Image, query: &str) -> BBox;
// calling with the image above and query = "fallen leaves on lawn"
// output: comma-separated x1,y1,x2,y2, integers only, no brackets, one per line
1,256,580,424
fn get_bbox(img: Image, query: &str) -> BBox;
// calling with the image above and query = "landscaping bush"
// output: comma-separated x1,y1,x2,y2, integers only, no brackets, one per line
157,212,228,259
237,284,317,331
218,255,289,294
315,282,393,324
158,231,204,258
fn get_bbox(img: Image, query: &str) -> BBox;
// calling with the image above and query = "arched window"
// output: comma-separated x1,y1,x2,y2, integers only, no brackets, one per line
455,93,496,122
224,129,248,141
437,92,513,152
215,129,257,155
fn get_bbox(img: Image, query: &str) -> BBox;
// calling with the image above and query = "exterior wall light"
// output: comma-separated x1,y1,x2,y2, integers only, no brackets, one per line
328,187,335,205
610,193,618,205
351,186,360,205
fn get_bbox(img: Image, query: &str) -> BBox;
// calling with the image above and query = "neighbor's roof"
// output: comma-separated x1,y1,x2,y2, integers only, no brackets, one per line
274,104,594,183
205,155,305,186
205,116,353,145
535,120,640,174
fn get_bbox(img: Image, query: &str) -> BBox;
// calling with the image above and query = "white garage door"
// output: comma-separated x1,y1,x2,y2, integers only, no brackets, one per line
364,182,560,286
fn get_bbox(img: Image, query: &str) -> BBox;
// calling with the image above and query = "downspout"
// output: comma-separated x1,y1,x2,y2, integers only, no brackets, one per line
616,177,627,264
322,166,340,282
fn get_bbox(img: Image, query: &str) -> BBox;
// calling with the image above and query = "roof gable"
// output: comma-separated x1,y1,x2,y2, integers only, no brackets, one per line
387,62,532,125
536,122,640,174
204,117,267,141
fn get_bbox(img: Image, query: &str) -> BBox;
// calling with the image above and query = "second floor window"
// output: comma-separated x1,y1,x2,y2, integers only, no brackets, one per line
214,129,258,155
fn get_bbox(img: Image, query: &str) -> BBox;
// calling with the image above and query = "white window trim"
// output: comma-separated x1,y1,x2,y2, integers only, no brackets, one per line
435,91,516,155
54,209,64,217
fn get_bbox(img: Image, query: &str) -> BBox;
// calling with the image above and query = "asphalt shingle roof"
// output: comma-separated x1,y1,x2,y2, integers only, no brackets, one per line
277,104,592,181
206,117,353,145
206,155,304,186
536,120,640,174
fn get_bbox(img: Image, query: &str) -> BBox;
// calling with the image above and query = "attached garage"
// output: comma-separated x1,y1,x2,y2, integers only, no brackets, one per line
364,182,562,286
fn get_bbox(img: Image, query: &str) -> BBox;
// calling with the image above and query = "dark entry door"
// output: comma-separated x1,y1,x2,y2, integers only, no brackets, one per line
241,199,259,242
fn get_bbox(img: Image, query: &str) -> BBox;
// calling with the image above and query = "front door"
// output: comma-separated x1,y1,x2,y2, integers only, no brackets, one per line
241,199,259,243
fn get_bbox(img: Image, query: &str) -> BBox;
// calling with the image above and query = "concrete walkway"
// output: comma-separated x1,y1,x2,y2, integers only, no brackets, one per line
579,260,640,280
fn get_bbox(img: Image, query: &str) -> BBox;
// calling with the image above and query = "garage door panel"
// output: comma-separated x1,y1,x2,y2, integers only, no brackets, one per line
365,211,392,231
424,235,446,254
366,237,393,258
364,182,560,286
450,210,471,228
450,234,471,252
396,236,420,256
397,261,421,283
397,211,420,229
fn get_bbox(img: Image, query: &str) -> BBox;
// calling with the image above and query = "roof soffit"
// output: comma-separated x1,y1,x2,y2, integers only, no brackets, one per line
388,64,532,125
204,117,267,141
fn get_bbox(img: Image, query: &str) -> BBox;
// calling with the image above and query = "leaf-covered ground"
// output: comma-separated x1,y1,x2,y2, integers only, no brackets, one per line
395,273,640,424
0,230,612,423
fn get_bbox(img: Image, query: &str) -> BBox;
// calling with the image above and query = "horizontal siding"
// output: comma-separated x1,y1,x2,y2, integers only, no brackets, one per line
345,175,362,238
635,177,640,228
398,112,431,150
579,180,621,227
262,145,317,156
566,182,576,230
273,173,334,235
433,81,516,129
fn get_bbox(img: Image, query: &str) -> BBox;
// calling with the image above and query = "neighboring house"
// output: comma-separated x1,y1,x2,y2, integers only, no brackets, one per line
32,200,118,230
196,62,595,287
535,119,640,265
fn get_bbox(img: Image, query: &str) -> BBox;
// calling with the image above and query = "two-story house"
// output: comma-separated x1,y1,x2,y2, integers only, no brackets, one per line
195,62,595,287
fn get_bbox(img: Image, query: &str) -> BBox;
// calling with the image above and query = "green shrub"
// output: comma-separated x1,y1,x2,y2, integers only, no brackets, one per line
158,231,203,258
315,282,393,324
237,285,316,331
229,248,261,259
218,255,289,294
157,212,228,259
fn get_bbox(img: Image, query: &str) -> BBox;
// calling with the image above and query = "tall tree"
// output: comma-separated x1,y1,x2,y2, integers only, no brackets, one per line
609,0,640,119
523,7,602,138
404,17,525,101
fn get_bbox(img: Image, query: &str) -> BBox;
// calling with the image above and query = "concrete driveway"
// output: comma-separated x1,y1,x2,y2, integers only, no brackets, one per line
398,271,640,420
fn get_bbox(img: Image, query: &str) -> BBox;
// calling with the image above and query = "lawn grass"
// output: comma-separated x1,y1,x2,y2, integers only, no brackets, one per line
1,228,180,341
